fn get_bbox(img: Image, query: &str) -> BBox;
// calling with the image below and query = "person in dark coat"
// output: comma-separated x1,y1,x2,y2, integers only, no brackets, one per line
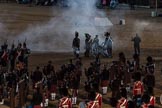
143,73,155,94
9,44,17,71
32,88,43,108
131,33,141,55
110,77,120,98
84,33,92,57
22,42,30,68
104,32,113,57
43,61,55,77
141,93,150,108
72,31,80,58
100,65,109,94
145,56,155,74
31,66,43,89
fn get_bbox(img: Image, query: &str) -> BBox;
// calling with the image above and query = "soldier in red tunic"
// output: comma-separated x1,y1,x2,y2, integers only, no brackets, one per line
141,93,150,108
86,91,99,108
148,87,155,107
58,88,72,108
133,72,144,97
149,95,155,107
49,74,57,101
116,87,128,108
133,72,144,107
95,92,102,108
133,80,144,97
79,90,100,108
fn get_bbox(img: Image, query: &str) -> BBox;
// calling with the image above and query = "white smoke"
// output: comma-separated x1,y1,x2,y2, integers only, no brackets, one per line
133,20,149,35
0,22,9,42
0,22,4,33
16,0,113,52
130,20,150,45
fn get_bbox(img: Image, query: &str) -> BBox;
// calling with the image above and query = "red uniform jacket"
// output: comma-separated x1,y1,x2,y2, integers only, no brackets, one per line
1,51,8,62
86,101,99,108
50,84,57,93
149,96,155,106
116,97,128,108
141,103,149,108
72,89,78,97
101,80,109,87
95,93,102,108
33,105,41,108
59,97,72,108
133,81,144,96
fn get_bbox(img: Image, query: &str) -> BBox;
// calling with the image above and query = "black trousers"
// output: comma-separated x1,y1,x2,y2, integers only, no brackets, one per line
134,46,140,55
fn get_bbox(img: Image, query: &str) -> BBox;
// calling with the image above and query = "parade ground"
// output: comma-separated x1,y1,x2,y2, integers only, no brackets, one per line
0,2,162,108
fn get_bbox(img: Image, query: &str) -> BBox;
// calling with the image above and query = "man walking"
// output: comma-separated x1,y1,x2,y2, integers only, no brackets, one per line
132,33,141,55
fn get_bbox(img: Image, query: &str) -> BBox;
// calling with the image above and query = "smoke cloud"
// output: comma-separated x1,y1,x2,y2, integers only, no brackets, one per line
0,22,9,42
16,0,113,52
133,20,149,35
